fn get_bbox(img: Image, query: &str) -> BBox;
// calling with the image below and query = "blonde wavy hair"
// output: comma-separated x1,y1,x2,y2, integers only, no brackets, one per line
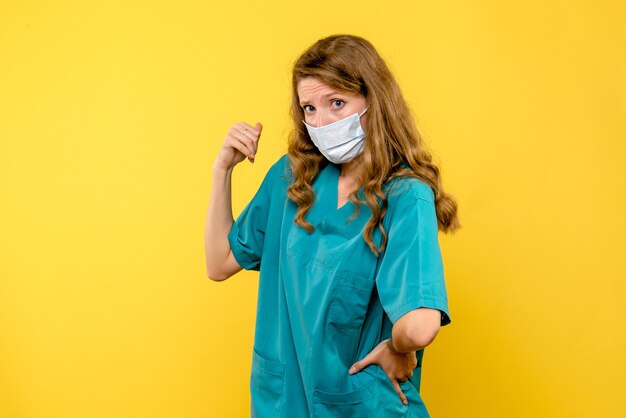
287,34,460,255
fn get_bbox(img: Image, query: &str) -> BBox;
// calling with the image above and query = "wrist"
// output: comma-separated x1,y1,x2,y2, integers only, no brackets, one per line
386,338,400,354
212,162,234,175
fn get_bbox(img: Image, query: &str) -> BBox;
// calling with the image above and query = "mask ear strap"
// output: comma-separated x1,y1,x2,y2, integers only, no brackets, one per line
359,107,369,117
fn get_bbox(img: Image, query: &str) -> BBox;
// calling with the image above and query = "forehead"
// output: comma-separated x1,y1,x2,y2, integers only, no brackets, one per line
297,77,340,100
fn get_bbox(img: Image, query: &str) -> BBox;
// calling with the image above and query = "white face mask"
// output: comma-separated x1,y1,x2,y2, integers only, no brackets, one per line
303,108,368,164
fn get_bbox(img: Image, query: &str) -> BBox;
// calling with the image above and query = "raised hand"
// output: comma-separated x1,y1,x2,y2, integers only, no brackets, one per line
214,121,263,171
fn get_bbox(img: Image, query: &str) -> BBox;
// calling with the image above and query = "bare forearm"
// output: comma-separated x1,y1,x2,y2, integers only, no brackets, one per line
205,165,235,277
205,120,262,280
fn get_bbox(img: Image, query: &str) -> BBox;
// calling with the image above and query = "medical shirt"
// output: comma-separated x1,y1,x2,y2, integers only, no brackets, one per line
228,154,451,418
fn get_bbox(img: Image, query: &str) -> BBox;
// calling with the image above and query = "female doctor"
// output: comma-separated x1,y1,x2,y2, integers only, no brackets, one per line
205,34,460,417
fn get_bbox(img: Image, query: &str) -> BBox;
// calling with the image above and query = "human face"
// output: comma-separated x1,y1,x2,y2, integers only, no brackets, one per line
297,77,368,128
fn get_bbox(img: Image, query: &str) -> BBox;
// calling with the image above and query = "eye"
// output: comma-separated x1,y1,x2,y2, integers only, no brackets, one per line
331,99,345,109
302,104,315,113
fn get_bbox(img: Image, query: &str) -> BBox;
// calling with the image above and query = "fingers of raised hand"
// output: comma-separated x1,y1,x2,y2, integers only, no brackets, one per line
235,122,261,154
237,122,261,140
237,122,262,162
226,130,254,160
227,123,258,161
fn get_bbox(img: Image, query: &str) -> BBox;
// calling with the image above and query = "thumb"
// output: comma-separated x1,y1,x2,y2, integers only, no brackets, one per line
255,122,263,133
349,354,374,375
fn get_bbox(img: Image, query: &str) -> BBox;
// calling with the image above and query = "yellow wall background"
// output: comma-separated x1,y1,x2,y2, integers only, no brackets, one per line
1,1,624,417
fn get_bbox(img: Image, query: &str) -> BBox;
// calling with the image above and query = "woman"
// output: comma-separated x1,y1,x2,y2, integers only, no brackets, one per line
205,34,460,417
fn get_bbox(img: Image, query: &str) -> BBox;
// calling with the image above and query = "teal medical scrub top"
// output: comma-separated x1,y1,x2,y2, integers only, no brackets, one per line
228,154,451,418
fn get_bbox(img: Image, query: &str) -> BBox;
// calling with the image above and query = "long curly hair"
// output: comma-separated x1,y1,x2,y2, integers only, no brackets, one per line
287,34,460,255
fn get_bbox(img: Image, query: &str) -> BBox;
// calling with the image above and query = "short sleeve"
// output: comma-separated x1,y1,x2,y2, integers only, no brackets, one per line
227,160,282,271
375,188,451,326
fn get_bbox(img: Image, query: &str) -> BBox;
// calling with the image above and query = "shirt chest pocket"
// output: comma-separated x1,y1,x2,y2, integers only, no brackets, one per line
328,270,375,330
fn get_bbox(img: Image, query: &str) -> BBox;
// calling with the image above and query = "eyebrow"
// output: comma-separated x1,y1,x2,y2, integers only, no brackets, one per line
299,91,344,106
